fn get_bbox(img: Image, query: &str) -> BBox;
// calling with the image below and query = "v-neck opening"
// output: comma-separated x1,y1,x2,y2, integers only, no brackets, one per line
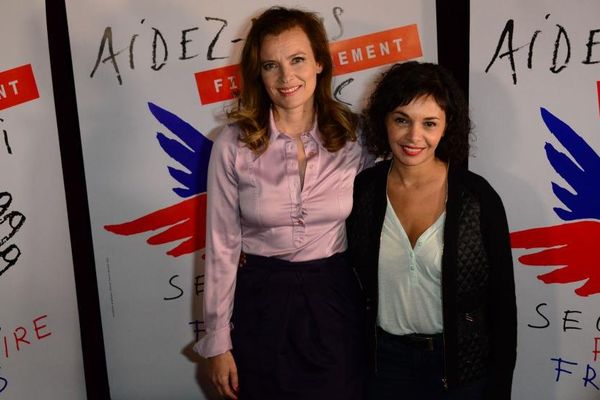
385,196,446,250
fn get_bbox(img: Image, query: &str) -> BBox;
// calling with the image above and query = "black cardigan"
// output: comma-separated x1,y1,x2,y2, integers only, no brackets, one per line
347,160,517,399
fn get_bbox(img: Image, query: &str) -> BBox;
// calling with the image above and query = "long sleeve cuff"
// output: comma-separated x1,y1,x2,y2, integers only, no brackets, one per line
193,324,232,358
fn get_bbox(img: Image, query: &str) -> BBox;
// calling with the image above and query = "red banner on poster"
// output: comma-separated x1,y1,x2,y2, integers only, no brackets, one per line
195,64,241,105
329,24,422,75
597,81,600,118
0,64,39,111
194,24,422,105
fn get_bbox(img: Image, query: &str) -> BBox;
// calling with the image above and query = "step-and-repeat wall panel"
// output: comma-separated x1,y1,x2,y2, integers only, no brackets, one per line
65,1,437,398
0,1,86,399
470,0,600,399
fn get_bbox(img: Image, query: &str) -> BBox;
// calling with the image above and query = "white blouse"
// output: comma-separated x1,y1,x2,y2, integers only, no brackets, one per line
377,195,445,335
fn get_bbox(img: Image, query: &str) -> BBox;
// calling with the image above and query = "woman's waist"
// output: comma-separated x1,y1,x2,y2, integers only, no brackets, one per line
241,233,347,262
242,251,348,269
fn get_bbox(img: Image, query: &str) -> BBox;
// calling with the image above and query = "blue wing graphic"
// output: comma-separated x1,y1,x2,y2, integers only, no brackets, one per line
148,102,213,198
541,107,600,221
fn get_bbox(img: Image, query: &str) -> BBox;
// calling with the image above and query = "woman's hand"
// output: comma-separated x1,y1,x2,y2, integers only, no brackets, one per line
208,351,239,399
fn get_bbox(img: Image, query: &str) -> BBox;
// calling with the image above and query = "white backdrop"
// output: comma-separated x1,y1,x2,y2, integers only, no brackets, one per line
470,0,600,399
65,1,437,398
0,1,86,399
4,1,596,399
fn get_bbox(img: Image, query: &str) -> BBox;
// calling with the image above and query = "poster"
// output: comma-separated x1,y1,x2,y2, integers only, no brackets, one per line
470,0,600,398
0,1,86,398
65,1,437,398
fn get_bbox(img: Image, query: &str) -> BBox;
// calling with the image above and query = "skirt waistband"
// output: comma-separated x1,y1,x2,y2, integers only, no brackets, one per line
241,251,348,270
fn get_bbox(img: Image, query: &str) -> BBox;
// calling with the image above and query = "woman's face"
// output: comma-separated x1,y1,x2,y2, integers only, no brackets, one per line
385,95,446,168
259,26,323,116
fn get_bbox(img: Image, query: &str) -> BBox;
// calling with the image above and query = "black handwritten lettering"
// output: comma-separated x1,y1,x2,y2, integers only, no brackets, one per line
330,7,345,40
0,118,12,155
0,245,20,277
0,213,25,248
189,320,205,342
0,371,6,394
486,14,599,84
528,302,550,329
583,29,600,65
563,310,582,331
90,27,123,85
334,78,354,106
180,27,200,60
550,24,571,74
128,19,145,70
151,28,168,71
164,274,184,301
0,192,25,278
128,34,139,70
195,274,204,295
485,20,523,85
527,30,541,69
205,17,228,61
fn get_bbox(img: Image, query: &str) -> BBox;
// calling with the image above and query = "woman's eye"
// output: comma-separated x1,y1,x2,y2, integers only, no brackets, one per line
424,121,437,128
394,117,408,125
262,63,276,71
291,56,305,64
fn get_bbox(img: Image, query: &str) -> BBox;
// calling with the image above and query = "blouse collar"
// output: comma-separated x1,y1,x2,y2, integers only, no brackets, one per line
267,108,322,147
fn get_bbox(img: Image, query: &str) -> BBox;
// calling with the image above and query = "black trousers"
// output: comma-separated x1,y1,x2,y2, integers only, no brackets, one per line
368,328,489,400
231,252,366,400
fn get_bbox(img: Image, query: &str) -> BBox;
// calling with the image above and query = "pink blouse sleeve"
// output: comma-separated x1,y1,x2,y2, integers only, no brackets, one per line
194,125,241,358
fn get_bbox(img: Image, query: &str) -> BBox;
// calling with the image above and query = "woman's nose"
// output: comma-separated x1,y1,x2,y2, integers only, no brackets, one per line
405,124,420,139
278,65,292,83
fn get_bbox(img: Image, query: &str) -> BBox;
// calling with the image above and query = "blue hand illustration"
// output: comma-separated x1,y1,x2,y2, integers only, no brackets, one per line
541,107,600,221
148,102,213,198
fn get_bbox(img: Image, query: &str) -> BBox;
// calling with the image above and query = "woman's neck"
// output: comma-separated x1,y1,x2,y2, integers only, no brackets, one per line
273,106,315,138
388,158,448,189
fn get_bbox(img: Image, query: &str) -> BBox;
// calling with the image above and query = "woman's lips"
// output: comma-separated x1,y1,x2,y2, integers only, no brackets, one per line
278,85,301,95
401,145,424,156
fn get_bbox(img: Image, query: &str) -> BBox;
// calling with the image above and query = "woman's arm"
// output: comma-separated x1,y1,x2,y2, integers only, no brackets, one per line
194,125,242,358
482,184,517,399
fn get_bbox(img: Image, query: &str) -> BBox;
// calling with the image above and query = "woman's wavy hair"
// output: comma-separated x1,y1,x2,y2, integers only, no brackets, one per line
364,61,471,164
229,6,358,154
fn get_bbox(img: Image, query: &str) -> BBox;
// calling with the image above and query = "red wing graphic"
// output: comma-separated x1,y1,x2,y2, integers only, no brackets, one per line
511,220,600,297
105,194,206,257
510,106,600,296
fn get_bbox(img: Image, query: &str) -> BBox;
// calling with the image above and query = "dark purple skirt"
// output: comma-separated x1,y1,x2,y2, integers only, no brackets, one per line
231,252,365,400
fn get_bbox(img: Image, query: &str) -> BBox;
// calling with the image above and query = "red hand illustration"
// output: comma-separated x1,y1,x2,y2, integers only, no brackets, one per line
511,220,600,296
105,193,206,257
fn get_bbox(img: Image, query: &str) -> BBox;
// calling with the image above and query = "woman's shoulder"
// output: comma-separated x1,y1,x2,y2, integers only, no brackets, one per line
214,123,242,141
355,159,389,186
211,123,244,151
207,123,248,169
452,166,505,207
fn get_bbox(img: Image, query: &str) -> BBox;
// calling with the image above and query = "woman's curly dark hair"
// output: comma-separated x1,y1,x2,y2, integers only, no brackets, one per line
363,61,471,164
